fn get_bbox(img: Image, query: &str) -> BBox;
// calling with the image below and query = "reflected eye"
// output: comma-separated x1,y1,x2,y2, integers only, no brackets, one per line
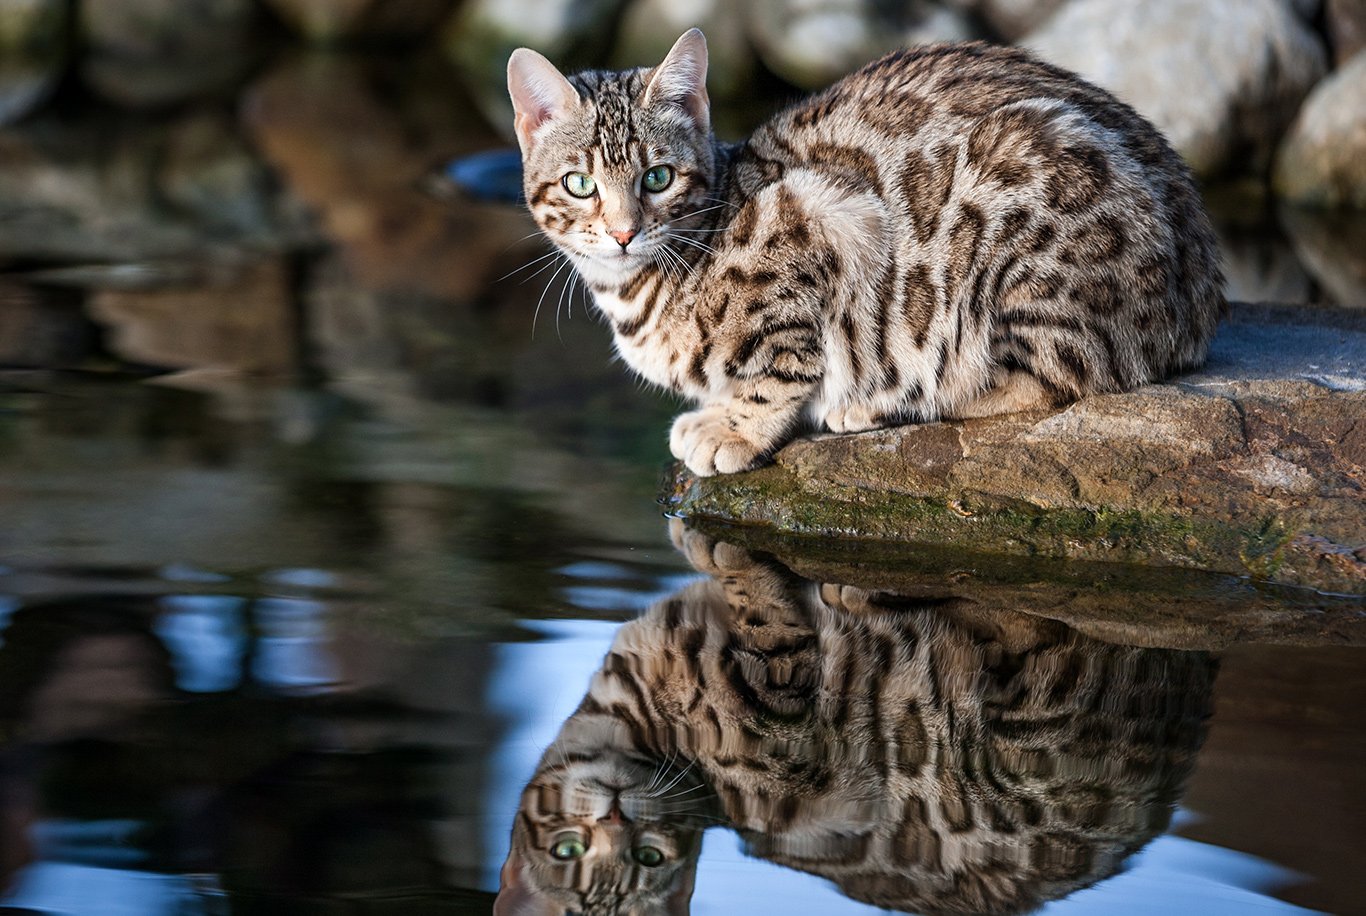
642,165,674,193
632,845,665,867
563,172,596,198
550,836,588,860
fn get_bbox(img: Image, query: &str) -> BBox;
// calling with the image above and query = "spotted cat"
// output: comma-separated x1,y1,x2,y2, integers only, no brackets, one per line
507,30,1225,475
497,524,1215,914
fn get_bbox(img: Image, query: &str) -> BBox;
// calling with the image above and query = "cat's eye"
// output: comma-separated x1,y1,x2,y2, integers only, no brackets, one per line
563,172,597,198
632,845,665,867
550,836,588,860
642,165,674,193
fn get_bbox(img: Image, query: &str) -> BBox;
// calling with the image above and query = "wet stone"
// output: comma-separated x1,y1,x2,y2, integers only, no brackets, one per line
665,304,1366,595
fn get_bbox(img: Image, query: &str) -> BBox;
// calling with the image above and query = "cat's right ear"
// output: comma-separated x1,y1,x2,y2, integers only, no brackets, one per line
507,48,580,155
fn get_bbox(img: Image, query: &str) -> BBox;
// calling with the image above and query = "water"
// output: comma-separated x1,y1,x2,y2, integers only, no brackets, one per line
2,50,1365,916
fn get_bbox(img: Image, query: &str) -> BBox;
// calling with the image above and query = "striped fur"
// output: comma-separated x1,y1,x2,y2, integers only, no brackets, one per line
498,524,1215,914
509,31,1226,475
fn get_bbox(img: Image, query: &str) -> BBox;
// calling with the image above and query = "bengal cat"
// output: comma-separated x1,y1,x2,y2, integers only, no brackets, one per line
507,29,1225,475
496,523,1216,915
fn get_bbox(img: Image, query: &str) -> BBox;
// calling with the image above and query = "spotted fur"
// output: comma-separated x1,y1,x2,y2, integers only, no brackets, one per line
498,524,1215,915
509,31,1226,475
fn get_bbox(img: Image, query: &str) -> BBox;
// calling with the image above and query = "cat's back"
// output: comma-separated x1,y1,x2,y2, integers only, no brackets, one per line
754,41,1174,175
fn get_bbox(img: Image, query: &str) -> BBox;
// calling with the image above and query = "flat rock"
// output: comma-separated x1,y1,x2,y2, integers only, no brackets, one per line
664,304,1366,595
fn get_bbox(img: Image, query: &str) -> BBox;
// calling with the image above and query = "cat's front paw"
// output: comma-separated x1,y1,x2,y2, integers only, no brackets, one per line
668,518,757,574
670,409,766,476
823,402,884,434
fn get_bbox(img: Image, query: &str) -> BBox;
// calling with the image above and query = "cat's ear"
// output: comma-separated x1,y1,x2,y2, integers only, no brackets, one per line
495,849,560,916
665,853,700,916
507,48,581,155
643,28,710,131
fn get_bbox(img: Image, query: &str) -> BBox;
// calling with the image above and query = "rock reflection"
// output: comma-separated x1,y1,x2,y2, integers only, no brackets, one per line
500,523,1216,915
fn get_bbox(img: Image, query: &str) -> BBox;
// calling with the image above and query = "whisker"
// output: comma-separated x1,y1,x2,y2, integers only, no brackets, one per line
532,255,571,339
499,248,563,283
671,236,717,256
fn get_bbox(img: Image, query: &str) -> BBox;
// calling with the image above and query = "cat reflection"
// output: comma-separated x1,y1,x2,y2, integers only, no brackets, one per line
497,524,1215,915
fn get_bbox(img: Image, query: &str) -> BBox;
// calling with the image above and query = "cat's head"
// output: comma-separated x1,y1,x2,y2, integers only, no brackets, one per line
496,713,713,916
506,29,718,288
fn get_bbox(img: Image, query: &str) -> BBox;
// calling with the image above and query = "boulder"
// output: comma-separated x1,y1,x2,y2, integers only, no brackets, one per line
1280,206,1366,307
0,116,290,263
444,0,628,138
261,0,459,44
746,0,977,89
0,0,65,52
613,0,754,101
1025,0,1328,178
0,55,60,126
946,0,1067,42
664,304,1366,595
1273,52,1366,210
1324,0,1366,64
258,0,375,42
0,0,68,125
79,0,261,107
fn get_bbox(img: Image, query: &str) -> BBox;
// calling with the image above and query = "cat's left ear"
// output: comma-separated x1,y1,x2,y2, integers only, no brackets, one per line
495,850,560,916
643,28,710,131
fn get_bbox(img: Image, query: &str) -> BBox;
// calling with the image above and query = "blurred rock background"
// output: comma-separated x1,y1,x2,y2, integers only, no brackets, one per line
0,0,1362,400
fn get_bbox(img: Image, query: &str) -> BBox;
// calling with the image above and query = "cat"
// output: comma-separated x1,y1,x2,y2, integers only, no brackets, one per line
496,522,1216,915
507,29,1226,476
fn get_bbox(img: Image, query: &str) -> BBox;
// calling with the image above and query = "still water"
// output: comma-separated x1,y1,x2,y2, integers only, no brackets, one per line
2,52,1365,916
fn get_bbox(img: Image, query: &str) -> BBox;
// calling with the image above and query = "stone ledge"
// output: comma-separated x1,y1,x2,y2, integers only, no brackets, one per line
662,304,1366,596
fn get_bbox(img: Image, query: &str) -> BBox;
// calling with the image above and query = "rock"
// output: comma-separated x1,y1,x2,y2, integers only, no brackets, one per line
677,521,1366,649
79,0,261,107
946,0,1067,42
158,112,277,237
0,0,68,124
747,0,977,89
614,0,754,100
0,0,65,52
1273,52,1366,210
663,305,1366,595
0,54,60,125
259,0,375,42
1025,0,1328,178
0,116,291,262
354,0,459,44
1324,0,1366,64
444,0,628,138
1280,206,1366,307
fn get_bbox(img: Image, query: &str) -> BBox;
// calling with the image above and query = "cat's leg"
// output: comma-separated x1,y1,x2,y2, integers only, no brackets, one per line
670,333,822,476
947,370,1058,420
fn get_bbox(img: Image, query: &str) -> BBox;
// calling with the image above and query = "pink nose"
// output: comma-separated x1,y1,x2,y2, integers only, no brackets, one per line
608,229,637,249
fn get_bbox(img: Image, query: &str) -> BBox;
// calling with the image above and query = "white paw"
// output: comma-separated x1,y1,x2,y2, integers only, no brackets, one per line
823,402,883,434
668,519,754,573
670,408,766,476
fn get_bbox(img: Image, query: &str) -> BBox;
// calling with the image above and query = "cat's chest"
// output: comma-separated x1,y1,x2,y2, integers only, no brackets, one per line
593,289,705,397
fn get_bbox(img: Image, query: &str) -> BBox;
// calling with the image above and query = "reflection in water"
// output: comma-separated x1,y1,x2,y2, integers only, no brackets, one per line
500,523,1217,915
0,593,497,911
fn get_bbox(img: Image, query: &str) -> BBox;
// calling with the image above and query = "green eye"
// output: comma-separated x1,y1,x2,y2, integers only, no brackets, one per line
642,165,674,193
550,837,587,860
632,846,665,867
563,172,596,198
